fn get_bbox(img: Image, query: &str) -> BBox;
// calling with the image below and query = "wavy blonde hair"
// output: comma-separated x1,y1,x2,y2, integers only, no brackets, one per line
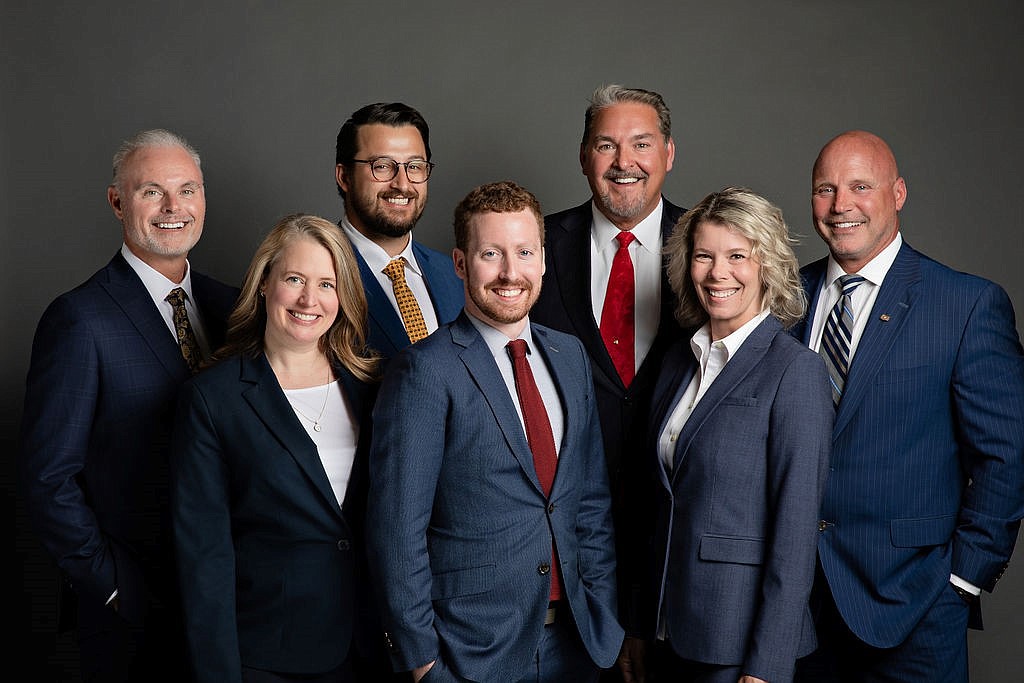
217,213,379,381
665,187,806,330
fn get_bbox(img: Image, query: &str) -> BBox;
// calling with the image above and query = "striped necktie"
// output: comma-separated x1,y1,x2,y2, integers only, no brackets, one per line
820,274,866,407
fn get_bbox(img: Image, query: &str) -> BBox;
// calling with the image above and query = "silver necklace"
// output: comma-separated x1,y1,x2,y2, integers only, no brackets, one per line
290,370,332,432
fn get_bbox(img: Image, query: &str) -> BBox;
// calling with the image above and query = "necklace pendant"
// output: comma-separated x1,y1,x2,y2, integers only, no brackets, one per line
313,423,322,432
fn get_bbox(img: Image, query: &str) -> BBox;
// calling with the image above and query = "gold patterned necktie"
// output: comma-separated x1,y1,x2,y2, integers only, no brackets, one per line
165,287,202,374
382,258,429,343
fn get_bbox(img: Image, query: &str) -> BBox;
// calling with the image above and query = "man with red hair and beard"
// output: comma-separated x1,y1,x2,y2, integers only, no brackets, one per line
334,102,463,363
367,181,623,682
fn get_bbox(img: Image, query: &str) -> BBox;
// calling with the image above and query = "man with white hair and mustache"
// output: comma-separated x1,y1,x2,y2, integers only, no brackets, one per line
531,85,685,682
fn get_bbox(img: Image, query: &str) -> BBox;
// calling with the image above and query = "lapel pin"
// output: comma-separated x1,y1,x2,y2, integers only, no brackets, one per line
879,314,891,322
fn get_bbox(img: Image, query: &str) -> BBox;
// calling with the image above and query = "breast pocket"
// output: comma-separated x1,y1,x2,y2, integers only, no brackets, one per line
699,534,765,566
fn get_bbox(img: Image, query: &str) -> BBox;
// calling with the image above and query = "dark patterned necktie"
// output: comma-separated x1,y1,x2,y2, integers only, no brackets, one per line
507,339,562,600
383,258,429,343
166,287,202,374
820,274,866,407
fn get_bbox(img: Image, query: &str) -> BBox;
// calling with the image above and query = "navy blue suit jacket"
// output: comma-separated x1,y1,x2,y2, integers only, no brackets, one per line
170,354,382,680
350,237,463,362
791,242,1024,648
647,317,832,682
366,313,624,682
19,252,237,625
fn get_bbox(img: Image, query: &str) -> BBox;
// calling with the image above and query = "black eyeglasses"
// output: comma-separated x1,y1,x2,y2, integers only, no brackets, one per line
351,157,434,183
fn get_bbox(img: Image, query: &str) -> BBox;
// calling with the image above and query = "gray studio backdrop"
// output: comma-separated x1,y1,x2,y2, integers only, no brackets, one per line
5,0,1023,678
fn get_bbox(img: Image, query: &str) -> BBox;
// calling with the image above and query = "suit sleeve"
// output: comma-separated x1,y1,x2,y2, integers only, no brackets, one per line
170,379,242,683
950,282,1024,590
19,296,118,607
365,348,448,672
744,349,833,682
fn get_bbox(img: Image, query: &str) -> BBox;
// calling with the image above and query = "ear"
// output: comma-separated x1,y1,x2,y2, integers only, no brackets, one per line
665,136,676,173
335,164,351,195
108,185,124,219
893,176,907,211
452,248,467,280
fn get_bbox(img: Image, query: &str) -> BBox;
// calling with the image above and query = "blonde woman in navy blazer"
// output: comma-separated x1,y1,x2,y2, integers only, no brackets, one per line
619,188,833,683
171,215,392,683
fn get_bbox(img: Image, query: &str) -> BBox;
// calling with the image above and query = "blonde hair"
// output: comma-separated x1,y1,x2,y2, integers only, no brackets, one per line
218,213,379,381
665,187,806,330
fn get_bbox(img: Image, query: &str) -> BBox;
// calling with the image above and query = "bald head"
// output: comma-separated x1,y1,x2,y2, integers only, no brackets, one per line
811,130,907,273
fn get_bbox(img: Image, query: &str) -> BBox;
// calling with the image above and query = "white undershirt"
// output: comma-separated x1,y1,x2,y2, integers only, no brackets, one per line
284,381,357,506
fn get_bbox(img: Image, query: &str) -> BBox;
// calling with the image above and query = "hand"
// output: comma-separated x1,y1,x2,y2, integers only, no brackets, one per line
738,676,768,683
411,660,435,682
618,637,647,683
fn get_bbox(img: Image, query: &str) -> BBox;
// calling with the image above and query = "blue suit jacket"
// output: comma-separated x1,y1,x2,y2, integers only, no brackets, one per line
351,237,463,362
366,312,624,682
19,252,237,626
791,242,1024,648
170,354,382,680
647,316,832,682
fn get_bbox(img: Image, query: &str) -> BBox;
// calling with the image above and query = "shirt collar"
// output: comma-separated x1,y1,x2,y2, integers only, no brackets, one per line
338,216,422,277
120,243,194,302
825,232,903,289
689,308,772,363
590,197,664,255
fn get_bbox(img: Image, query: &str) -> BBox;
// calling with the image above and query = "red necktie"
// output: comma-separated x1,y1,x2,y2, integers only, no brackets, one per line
507,339,562,601
600,231,636,387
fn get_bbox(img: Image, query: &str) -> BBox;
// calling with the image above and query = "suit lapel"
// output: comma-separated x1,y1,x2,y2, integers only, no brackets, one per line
411,241,461,325
100,253,190,382
548,205,621,385
530,325,581,497
451,315,547,496
239,354,346,520
669,318,779,484
648,344,696,490
834,244,921,435
794,260,828,345
352,247,410,355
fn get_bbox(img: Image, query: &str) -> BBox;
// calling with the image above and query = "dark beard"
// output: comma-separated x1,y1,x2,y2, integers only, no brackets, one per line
347,193,424,239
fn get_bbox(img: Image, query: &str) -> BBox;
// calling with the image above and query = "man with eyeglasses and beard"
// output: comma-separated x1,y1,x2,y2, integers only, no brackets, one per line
334,102,463,364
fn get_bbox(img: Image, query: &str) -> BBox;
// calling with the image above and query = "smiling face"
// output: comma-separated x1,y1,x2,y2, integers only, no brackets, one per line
690,221,765,340
812,131,907,273
108,144,205,281
335,123,428,251
580,101,674,230
453,208,545,338
262,236,339,353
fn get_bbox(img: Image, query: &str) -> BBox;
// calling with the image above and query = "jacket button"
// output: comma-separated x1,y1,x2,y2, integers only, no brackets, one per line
818,520,828,532
538,563,551,575
547,503,555,514
337,539,351,551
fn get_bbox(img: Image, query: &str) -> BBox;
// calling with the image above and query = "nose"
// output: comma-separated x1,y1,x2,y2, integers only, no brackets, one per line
389,165,413,192
297,283,317,305
613,145,635,169
160,192,179,212
499,256,519,281
708,257,729,281
831,187,852,213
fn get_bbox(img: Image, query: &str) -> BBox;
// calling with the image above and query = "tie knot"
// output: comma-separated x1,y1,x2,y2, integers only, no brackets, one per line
507,338,528,361
383,258,407,283
615,231,636,250
165,287,187,306
838,274,866,295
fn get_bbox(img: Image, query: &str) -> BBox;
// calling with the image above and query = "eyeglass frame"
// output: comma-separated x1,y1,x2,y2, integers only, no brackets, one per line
350,157,435,183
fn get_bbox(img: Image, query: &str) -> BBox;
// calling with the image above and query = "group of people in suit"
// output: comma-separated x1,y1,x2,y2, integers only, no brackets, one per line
18,85,1024,683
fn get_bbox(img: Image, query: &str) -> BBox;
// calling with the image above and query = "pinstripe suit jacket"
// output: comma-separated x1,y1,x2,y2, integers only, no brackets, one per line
791,241,1024,647
366,313,624,682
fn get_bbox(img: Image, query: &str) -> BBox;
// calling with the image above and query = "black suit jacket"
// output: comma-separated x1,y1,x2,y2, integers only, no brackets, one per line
531,198,687,624
19,251,237,628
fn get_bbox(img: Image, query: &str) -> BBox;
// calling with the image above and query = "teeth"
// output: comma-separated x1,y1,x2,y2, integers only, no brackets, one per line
496,288,523,297
613,177,639,184
832,221,862,228
386,197,410,205
290,311,318,321
708,289,737,299
156,222,185,229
